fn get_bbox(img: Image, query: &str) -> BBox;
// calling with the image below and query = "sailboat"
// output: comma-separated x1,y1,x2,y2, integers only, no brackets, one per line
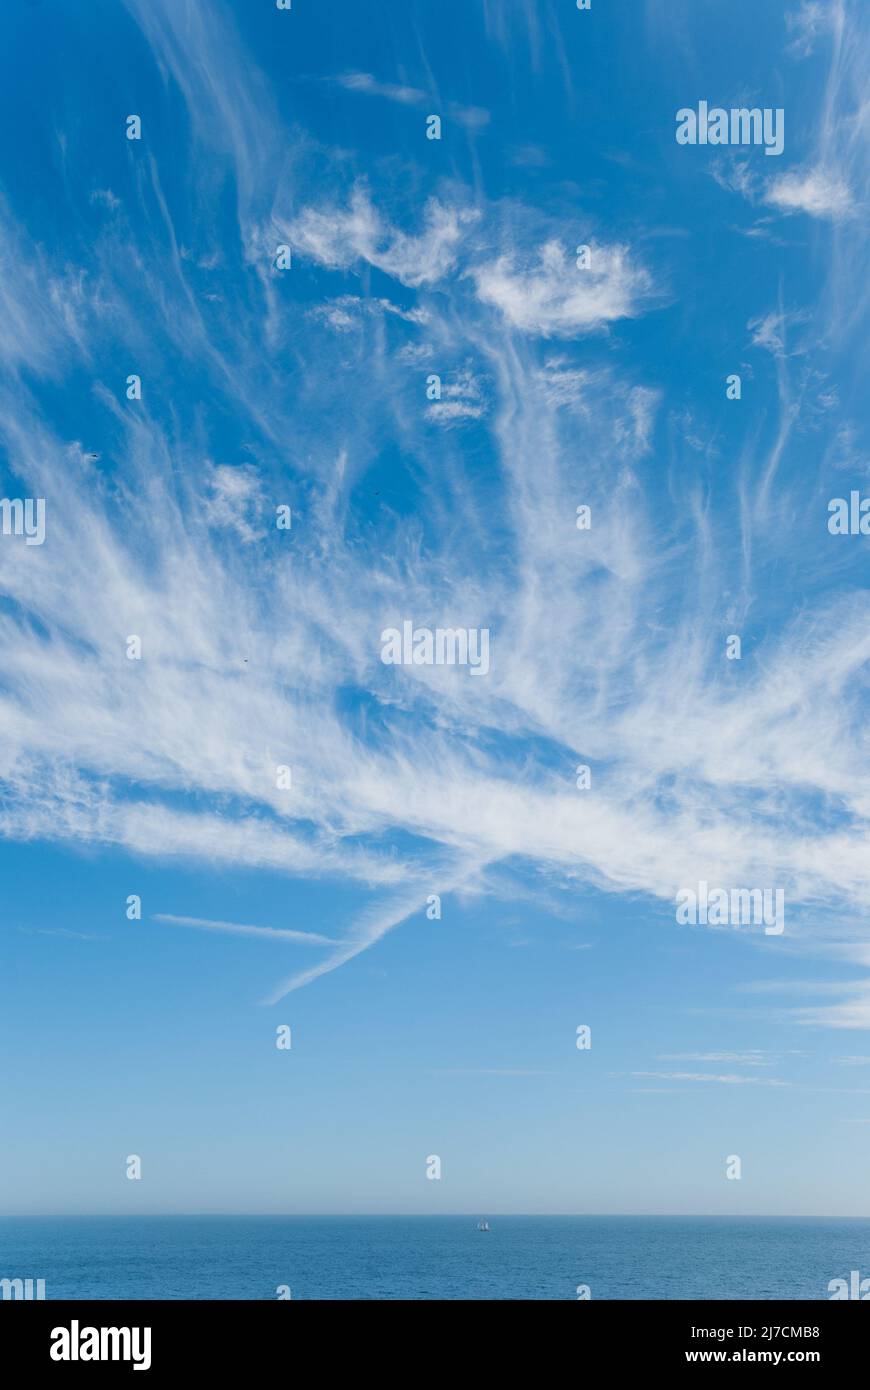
477,1219,490,1232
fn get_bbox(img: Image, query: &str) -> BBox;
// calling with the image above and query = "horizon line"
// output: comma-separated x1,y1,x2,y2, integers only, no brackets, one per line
3,1212,870,1221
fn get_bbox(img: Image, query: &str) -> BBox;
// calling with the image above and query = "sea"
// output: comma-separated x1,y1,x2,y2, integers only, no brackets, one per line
1,1216,867,1300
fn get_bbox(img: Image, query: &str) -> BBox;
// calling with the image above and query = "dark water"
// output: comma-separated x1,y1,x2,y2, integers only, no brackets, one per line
1,1216,868,1300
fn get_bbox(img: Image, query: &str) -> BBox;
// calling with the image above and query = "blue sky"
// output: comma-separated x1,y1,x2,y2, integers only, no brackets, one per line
2,0,870,1216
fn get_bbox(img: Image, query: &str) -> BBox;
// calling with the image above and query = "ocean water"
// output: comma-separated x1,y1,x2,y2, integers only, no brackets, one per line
1,1216,868,1299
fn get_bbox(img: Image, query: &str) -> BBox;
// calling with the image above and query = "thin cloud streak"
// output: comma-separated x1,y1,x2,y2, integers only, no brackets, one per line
154,914,339,946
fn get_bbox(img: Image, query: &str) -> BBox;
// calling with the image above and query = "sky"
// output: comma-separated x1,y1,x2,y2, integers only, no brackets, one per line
2,0,870,1217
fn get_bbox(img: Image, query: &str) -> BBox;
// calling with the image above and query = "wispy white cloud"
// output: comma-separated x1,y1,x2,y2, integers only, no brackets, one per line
430,1068,558,1076
154,914,338,946
203,464,266,543
711,158,759,201
2,0,869,1022
765,167,854,220
747,308,811,356
17,927,107,942
261,888,453,1003
470,239,654,336
285,188,477,287
337,72,426,106
714,2,863,237
631,1071,789,1087
425,400,485,424
786,0,840,59
657,1052,776,1067
334,70,490,128
425,369,486,425
309,295,429,334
